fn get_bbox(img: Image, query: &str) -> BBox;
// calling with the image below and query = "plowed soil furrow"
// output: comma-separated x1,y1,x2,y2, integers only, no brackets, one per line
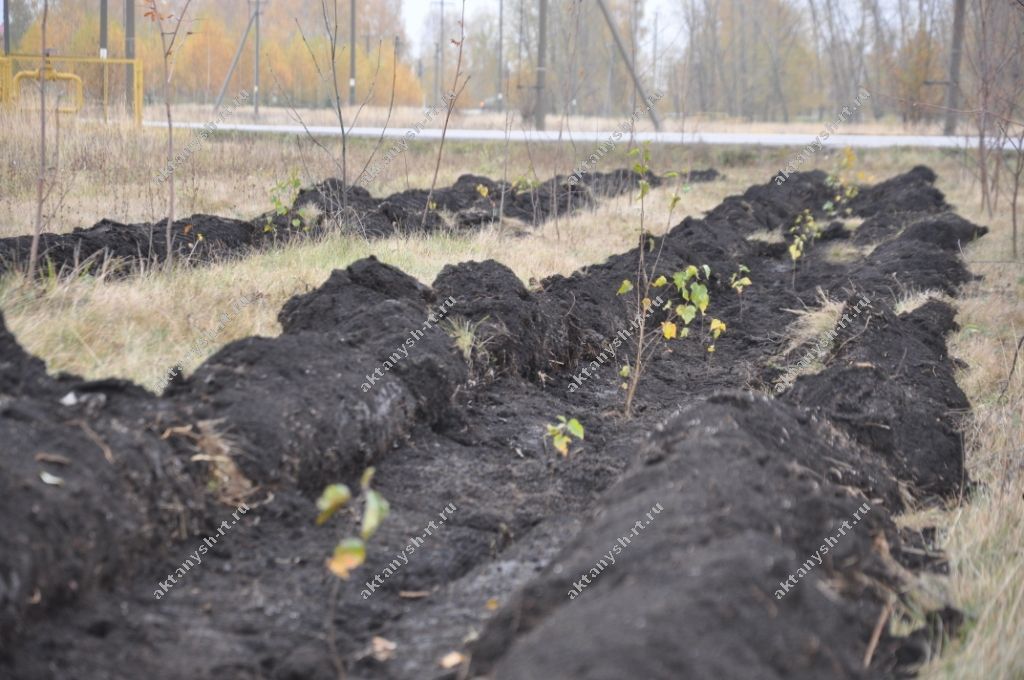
0,168,719,280
0,166,985,679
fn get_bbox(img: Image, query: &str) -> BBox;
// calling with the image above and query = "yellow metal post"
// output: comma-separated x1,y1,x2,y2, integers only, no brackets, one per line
134,58,143,127
0,58,12,105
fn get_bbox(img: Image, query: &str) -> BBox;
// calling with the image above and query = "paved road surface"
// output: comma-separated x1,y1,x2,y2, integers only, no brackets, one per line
144,120,1008,150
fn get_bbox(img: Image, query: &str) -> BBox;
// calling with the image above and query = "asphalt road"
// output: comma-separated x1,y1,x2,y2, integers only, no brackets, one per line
144,120,1008,150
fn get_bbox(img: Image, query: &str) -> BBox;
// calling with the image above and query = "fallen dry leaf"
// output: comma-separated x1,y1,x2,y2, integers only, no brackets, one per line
371,636,397,662
399,590,430,599
34,452,72,466
439,651,465,669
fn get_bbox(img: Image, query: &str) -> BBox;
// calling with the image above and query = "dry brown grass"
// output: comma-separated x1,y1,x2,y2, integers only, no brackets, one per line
0,112,1021,676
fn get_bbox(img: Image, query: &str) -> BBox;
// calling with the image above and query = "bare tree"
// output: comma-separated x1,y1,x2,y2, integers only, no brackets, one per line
27,0,49,281
146,0,194,271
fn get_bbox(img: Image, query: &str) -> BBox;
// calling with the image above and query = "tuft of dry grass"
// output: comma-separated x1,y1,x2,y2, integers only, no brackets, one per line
779,288,846,356
823,241,870,263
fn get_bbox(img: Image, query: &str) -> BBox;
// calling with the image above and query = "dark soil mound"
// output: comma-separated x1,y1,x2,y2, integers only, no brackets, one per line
852,211,988,250
850,165,949,217
705,170,835,233
0,214,258,277
899,212,989,251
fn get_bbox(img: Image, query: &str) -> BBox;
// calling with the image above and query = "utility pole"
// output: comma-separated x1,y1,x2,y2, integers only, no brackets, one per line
215,7,257,111
100,0,108,57
629,0,637,114
595,0,661,130
497,0,504,109
534,0,547,130
944,0,966,136
652,10,658,87
253,0,261,115
125,0,135,104
100,0,108,119
440,0,445,95
349,0,356,105
3,0,10,55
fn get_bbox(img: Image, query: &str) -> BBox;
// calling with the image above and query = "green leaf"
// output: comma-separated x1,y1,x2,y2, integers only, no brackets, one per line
673,272,688,295
326,538,366,579
664,171,679,178
619,364,631,378
316,484,352,525
684,265,698,281
701,264,711,279
669,194,681,210
739,264,750,273
690,283,709,314
566,418,585,440
638,179,650,200
616,279,634,295
677,304,697,325
361,489,390,540
291,218,301,228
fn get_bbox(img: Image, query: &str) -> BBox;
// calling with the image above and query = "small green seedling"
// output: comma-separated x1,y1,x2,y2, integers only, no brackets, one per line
264,172,303,234
545,416,585,457
317,467,390,580
730,264,752,319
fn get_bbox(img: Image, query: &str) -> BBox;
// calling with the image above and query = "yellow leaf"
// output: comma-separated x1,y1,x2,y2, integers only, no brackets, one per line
326,538,365,579
652,275,668,288
642,297,652,311
661,321,678,339
707,345,716,353
485,597,500,610
316,484,352,525
616,280,634,295
476,184,489,198
710,318,727,334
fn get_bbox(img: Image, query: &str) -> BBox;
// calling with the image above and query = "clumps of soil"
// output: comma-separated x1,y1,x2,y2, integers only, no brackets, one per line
0,165,979,679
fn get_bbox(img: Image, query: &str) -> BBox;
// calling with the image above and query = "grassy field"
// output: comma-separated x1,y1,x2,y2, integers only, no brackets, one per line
0,109,1021,678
